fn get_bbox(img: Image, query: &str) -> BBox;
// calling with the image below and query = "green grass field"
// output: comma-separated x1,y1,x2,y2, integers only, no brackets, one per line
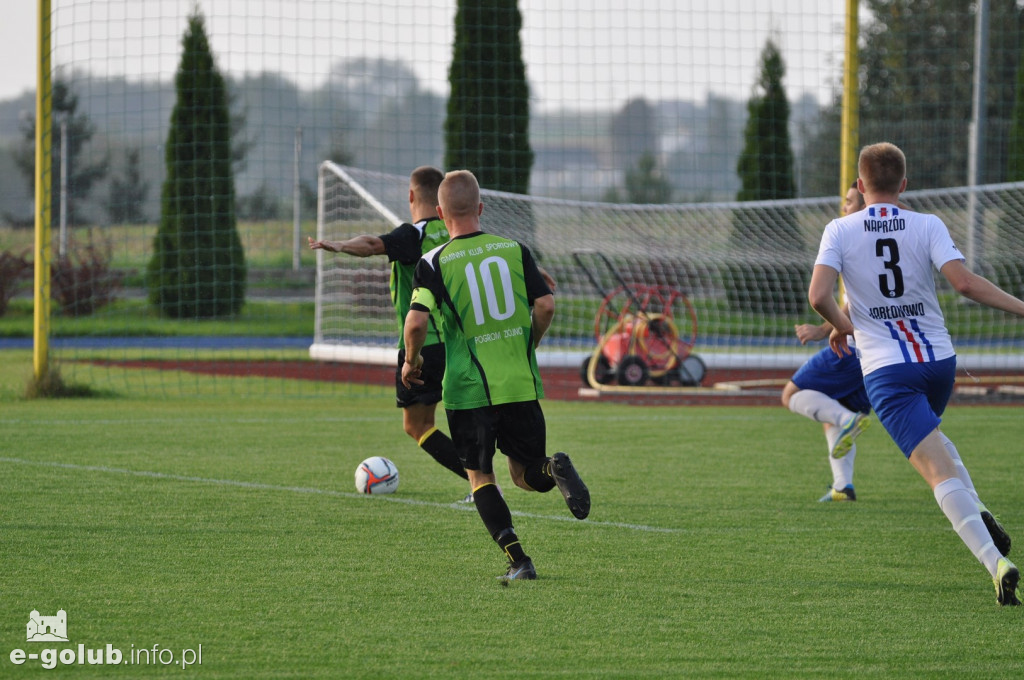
1,351,1022,678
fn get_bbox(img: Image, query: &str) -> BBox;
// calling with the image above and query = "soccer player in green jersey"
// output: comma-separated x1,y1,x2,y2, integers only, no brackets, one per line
402,169,590,581
309,166,467,486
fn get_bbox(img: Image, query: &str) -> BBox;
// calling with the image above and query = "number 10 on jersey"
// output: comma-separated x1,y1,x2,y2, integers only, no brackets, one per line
465,258,516,325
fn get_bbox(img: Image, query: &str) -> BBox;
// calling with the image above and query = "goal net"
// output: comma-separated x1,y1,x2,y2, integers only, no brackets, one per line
313,162,1024,394
8,1,1024,398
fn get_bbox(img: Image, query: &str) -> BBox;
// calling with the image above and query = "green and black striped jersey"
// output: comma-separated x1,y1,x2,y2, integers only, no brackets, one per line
379,217,450,349
410,231,552,410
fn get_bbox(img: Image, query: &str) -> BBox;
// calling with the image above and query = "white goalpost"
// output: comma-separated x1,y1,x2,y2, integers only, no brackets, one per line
312,162,1024,389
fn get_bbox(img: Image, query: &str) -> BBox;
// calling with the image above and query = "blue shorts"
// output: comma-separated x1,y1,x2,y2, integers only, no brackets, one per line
863,356,956,458
791,346,871,415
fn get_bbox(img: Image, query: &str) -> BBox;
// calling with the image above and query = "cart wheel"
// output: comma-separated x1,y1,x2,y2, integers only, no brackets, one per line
580,355,614,386
676,354,707,386
616,356,649,387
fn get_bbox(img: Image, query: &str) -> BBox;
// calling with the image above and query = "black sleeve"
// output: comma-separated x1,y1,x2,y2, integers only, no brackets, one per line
521,244,552,304
409,256,439,312
378,223,422,264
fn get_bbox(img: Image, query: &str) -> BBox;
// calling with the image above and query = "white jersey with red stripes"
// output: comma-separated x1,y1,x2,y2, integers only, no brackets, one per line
815,203,962,375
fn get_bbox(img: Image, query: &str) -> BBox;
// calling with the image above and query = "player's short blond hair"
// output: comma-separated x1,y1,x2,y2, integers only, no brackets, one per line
858,142,906,195
438,170,481,217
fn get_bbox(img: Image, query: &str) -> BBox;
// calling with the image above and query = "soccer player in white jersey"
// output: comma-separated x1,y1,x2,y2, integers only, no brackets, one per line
809,142,1024,606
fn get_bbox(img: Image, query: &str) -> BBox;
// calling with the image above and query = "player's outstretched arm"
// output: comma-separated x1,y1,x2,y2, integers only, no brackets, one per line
307,235,385,257
941,259,1024,318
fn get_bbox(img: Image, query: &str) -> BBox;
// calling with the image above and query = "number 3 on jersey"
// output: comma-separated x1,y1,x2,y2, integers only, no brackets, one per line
876,238,904,298
465,257,515,324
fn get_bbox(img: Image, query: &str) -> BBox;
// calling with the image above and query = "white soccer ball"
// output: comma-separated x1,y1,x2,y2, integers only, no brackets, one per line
354,456,400,495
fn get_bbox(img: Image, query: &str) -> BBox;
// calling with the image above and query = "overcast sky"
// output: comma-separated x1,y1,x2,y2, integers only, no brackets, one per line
1,2,37,99
0,1,848,108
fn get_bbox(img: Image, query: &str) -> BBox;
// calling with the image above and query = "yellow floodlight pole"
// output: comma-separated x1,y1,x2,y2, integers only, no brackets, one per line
34,0,53,380
839,0,859,204
836,0,859,304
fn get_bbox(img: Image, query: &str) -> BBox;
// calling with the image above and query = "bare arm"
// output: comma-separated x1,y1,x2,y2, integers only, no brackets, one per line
940,259,1024,317
538,266,556,292
808,264,854,357
531,294,555,348
794,303,849,344
307,235,385,257
401,309,429,387
794,322,830,344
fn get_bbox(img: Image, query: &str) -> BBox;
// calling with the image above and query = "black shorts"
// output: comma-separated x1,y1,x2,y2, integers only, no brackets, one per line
445,401,547,473
395,344,445,408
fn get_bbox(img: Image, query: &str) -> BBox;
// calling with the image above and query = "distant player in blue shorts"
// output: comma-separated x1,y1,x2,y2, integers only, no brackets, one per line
782,182,870,502
809,142,1024,606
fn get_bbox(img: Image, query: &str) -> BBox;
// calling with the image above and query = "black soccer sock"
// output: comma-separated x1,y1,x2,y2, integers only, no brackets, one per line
418,427,468,480
494,528,528,564
522,458,556,493
473,483,527,563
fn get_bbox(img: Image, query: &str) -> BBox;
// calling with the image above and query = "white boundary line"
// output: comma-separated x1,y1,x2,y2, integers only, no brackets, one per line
0,456,683,535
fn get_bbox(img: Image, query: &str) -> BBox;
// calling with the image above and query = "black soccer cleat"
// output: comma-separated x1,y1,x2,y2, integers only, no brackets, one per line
981,510,1011,557
499,558,537,582
550,452,590,520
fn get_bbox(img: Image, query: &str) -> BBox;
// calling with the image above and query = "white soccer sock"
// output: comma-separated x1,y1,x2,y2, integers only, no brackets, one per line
788,389,853,427
824,424,855,489
933,477,1002,577
938,432,982,506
